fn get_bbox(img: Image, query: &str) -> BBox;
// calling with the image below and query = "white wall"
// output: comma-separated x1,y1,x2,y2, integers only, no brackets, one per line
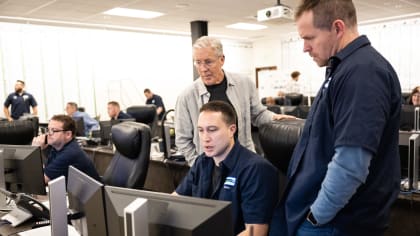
0,22,254,122
253,17,420,97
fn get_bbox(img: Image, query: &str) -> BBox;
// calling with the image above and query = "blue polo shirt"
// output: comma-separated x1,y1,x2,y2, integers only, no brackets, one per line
44,139,101,183
277,35,401,235
176,141,279,235
4,92,37,120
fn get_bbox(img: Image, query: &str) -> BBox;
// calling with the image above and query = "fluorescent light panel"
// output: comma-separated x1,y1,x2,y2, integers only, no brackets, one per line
225,22,267,30
103,7,164,19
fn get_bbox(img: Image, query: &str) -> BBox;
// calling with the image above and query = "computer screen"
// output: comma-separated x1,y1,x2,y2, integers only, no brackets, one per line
99,119,136,145
0,144,46,195
104,186,233,236
73,117,86,137
400,104,420,131
67,165,107,236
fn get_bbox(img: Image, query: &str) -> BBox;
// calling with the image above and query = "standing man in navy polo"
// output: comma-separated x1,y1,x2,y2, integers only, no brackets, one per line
144,88,166,121
174,101,279,236
3,80,38,121
274,1,401,235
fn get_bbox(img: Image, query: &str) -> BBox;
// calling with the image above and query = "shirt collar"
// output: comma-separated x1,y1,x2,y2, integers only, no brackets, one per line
197,70,234,96
335,35,370,63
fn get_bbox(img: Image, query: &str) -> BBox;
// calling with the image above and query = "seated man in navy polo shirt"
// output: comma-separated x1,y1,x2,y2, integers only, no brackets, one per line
174,101,279,236
107,101,132,120
32,114,100,184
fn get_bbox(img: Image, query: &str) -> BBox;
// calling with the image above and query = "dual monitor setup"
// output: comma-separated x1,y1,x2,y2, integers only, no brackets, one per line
64,166,235,236
0,144,233,236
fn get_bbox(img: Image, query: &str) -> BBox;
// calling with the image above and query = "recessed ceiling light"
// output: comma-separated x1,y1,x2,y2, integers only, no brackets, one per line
226,23,267,30
103,7,164,19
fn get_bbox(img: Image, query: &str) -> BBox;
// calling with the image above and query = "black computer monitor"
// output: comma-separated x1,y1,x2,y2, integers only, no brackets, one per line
104,186,233,236
99,119,136,145
73,117,86,137
400,105,420,131
67,165,107,236
0,144,46,195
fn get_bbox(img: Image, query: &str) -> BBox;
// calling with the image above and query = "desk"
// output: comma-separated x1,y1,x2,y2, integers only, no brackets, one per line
82,146,190,193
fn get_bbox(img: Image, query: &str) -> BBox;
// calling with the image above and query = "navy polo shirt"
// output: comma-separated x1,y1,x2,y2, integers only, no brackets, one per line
44,139,101,183
4,92,37,120
116,111,132,120
146,94,166,120
176,141,279,235
278,35,401,235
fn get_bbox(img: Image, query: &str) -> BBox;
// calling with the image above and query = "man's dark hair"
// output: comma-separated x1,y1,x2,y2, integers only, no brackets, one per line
51,114,76,137
291,71,301,79
67,102,78,109
295,0,357,30
200,101,237,126
144,88,151,93
16,80,25,85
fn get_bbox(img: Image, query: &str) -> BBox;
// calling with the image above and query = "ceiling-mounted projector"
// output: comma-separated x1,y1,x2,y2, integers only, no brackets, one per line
257,5,294,22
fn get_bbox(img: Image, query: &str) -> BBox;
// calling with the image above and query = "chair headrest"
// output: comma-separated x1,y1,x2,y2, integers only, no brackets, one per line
111,122,150,159
259,119,305,174
126,105,157,124
0,120,35,145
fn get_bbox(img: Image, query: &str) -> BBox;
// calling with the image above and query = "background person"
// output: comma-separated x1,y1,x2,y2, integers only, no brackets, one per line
174,101,279,236
65,102,99,134
144,88,166,121
32,114,100,184
175,36,295,166
107,101,132,120
407,86,420,105
3,80,38,121
275,0,401,235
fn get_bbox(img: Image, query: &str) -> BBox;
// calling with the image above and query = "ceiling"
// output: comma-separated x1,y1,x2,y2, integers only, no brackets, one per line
0,0,419,41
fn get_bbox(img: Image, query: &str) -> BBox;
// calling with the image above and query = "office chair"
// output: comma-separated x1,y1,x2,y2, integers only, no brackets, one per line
0,119,36,145
102,122,151,189
285,93,303,106
126,105,159,137
258,119,305,175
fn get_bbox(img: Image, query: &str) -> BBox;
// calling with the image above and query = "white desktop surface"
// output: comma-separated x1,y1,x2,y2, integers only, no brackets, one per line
18,225,80,236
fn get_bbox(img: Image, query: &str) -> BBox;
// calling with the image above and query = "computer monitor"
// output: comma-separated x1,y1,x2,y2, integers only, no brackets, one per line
0,144,46,195
400,105,420,131
104,186,233,236
73,117,86,137
99,119,136,146
67,165,107,236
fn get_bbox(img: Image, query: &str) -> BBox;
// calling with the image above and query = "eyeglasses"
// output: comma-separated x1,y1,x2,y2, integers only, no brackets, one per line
193,59,218,68
45,128,69,135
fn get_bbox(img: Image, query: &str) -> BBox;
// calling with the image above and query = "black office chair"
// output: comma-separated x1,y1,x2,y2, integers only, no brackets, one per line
285,93,304,106
0,120,36,145
102,122,151,189
126,105,158,137
258,119,305,175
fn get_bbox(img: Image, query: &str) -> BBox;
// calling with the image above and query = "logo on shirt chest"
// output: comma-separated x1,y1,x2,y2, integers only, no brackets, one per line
223,176,236,189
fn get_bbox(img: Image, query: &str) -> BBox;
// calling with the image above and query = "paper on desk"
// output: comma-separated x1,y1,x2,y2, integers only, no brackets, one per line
18,225,80,236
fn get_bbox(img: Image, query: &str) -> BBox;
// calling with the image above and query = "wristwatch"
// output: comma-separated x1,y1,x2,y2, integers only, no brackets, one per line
306,211,319,226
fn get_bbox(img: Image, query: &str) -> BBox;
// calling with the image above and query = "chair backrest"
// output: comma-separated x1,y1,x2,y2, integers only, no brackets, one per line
0,120,36,145
285,93,303,106
258,119,305,175
126,105,158,137
102,122,151,189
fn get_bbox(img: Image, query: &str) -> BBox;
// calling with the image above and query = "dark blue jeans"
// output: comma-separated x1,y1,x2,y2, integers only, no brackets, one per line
296,220,336,236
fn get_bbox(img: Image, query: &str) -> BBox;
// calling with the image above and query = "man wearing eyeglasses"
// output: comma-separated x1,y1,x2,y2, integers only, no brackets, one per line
175,36,295,166
32,114,100,184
